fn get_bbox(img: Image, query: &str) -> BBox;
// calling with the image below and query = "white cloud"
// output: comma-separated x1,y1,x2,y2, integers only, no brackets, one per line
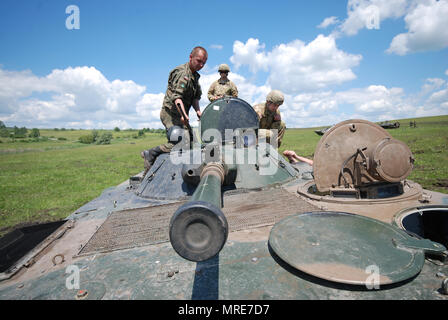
230,36,362,94
0,66,162,129
199,69,271,108
337,0,409,36
387,0,448,55
330,0,448,55
421,78,446,95
317,16,340,29
230,38,269,73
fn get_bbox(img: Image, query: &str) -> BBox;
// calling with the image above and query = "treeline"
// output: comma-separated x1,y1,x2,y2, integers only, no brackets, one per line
0,121,41,138
114,127,165,134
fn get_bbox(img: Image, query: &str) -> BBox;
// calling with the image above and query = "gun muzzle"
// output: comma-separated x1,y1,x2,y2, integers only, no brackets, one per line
169,162,228,262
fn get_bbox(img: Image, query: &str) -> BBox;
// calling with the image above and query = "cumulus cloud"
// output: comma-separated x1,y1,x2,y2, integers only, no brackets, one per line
274,82,447,128
386,0,448,55
317,16,340,29
230,36,362,94
421,78,446,95
199,69,270,107
230,38,269,73
338,0,408,36
0,66,162,129
331,0,448,55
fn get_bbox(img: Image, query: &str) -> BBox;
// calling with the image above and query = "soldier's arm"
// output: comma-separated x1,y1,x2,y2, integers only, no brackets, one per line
192,99,201,119
170,69,188,106
253,104,263,120
208,82,216,102
231,82,238,97
174,98,189,123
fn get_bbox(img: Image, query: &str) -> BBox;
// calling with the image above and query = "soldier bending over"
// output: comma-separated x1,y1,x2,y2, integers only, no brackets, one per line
141,46,208,172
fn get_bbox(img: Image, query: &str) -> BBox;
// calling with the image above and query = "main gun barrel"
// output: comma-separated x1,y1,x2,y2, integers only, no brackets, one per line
169,162,229,262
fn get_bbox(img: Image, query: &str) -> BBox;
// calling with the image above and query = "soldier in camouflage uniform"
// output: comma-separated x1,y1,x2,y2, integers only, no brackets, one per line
207,64,238,102
141,46,208,171
253,90,286,147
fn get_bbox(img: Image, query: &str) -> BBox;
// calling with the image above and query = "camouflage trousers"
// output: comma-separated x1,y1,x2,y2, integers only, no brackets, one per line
158,106,187,153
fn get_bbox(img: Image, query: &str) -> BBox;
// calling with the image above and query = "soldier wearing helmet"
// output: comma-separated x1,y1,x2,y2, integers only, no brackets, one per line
207,64,238,102
253,90,286,147
140,46,207,172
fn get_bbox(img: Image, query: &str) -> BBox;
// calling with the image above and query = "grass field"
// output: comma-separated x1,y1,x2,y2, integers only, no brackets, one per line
0,115,447,236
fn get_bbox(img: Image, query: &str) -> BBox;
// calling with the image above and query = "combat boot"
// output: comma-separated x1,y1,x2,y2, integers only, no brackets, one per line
141,146,163,171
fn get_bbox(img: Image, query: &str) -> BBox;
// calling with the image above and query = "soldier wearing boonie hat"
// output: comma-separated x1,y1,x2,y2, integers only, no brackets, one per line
253,90,286,147
207,64,238,102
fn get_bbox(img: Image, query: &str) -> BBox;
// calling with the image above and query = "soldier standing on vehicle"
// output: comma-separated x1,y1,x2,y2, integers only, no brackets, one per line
207,64,238,102
140,46,208,172
253,90,286,147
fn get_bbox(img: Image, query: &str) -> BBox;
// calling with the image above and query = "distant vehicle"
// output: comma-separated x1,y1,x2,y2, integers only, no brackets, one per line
379,121,400,129
314,126,332,136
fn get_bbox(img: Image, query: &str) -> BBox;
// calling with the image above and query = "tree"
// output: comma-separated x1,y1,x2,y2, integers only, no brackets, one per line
29,128,40,138
0,121,5,129
96,132,113,145
114,127,120,132
0,128,9,137
13,126,28,138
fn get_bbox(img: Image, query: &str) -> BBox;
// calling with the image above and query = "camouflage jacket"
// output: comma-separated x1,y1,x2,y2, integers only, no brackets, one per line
253,102,281,129
207,79,238,102
162,63,202,114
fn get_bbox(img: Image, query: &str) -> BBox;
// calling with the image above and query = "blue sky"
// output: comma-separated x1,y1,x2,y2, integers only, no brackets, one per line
0,0,447,129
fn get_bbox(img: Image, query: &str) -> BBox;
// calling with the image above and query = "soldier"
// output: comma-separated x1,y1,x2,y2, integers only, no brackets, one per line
207,64,238,102
253,90,286,147
140,46,208,171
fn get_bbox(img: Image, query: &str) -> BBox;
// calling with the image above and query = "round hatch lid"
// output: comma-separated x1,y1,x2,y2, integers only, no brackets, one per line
269,212,445,286
373,138,414,182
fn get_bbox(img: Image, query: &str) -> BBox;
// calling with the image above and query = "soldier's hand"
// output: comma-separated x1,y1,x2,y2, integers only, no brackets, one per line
196,110,202,119
274,113,281,121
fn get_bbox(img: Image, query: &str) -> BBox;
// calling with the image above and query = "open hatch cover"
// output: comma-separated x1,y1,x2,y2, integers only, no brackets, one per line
269,211,446,286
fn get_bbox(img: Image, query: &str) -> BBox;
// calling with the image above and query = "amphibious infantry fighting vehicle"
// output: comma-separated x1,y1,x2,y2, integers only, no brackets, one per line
1,97,447,300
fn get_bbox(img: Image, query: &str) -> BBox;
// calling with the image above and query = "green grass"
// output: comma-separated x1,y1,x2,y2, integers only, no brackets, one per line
0,131,165,235
0,116,447,236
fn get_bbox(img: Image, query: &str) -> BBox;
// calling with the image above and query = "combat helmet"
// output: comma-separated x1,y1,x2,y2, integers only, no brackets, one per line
266,90,284,106
218,64,230,73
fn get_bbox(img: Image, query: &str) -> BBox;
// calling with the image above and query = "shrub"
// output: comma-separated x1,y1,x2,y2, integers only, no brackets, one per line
0,128,9,138
79,134,95,144
114,127,120,132
91,130,99,142
96,132,113,145
57,137,67,141
13,126,27,138
29,128,40,138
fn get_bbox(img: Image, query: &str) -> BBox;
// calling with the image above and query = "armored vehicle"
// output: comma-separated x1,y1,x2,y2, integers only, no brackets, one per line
379,121,400,129
0,97,447,301
314,126,332,136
